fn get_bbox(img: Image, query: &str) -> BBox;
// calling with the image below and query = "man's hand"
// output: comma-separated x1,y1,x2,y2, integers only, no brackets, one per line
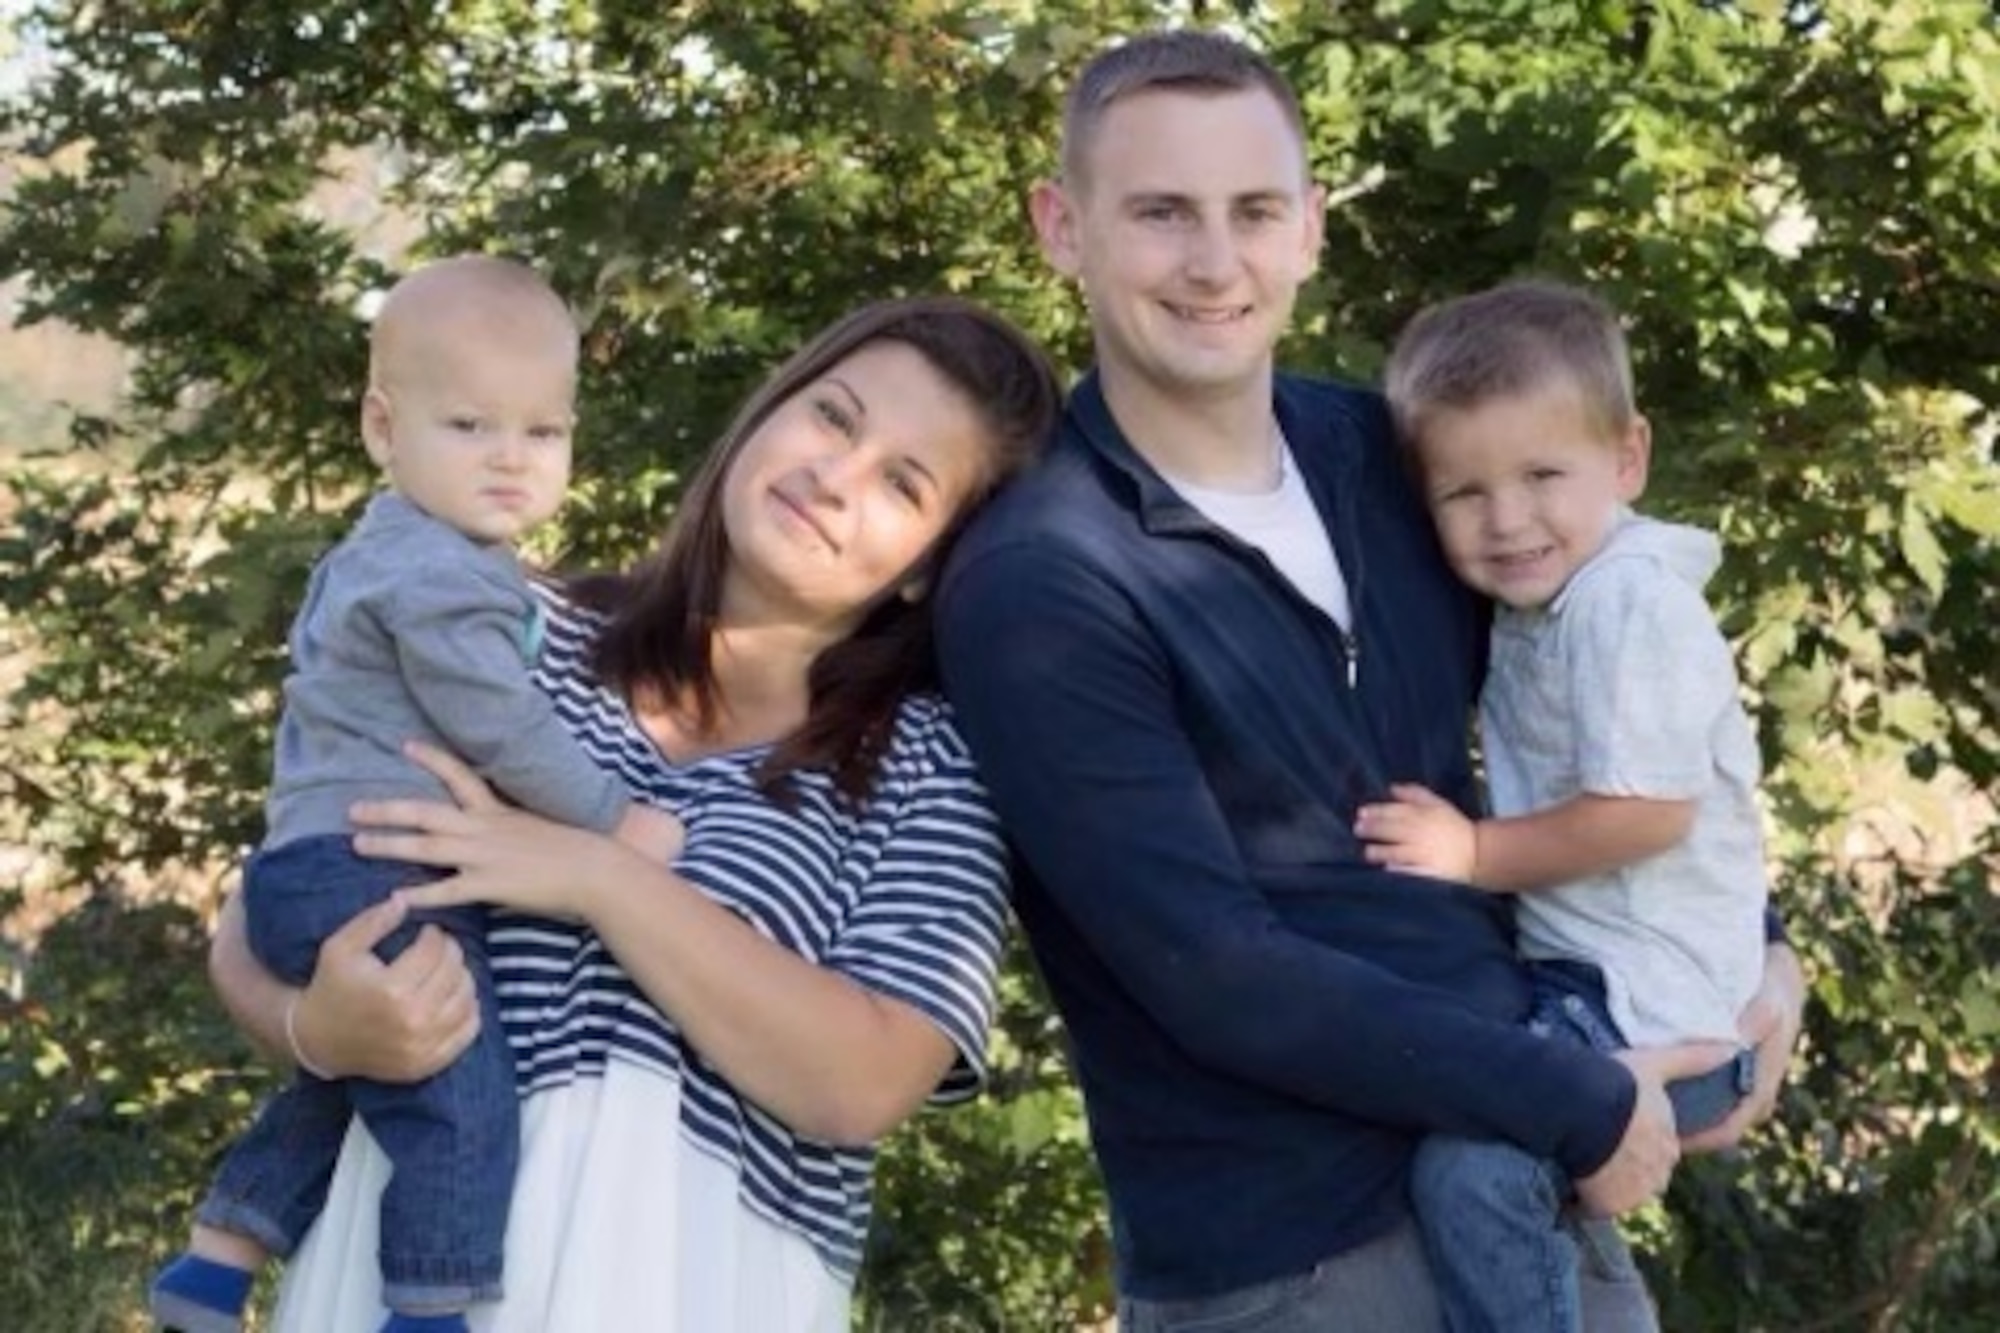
1355,783,1479,881
1683,940,1805,1153
1574,1041,1735,1216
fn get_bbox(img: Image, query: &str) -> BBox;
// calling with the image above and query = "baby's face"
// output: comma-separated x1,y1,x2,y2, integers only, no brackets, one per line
1415,385,1649,610
365,326,577,546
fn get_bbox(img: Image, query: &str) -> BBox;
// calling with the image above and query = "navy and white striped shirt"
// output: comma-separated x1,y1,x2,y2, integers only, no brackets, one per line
490,589,1010,1277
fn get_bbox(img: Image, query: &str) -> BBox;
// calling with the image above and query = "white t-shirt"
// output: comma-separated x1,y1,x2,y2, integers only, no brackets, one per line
1167,438,1353,632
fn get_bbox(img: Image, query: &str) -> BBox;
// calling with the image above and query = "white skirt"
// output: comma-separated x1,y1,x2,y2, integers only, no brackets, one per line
270,1062,850,1332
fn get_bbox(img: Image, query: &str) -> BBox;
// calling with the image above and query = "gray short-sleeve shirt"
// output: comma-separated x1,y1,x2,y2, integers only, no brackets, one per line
1485,513,1767,1047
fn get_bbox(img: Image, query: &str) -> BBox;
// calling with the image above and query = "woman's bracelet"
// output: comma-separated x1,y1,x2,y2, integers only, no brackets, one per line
284,992,337,1081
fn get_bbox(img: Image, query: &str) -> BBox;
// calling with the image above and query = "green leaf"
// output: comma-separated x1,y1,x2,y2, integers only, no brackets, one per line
1937,482,2000,538
1960,979,2000,1039
1898,503,1949,595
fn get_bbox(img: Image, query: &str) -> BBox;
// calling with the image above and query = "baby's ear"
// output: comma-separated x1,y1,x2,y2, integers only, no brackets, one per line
360,388,395,466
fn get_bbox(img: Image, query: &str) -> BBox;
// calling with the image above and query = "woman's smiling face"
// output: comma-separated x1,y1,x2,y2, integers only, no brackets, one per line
718,339,992,631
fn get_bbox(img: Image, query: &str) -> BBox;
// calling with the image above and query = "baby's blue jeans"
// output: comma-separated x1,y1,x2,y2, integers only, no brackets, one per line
196,834,515,1314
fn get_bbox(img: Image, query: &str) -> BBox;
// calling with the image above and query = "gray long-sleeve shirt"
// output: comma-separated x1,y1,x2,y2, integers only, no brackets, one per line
263,491,628,845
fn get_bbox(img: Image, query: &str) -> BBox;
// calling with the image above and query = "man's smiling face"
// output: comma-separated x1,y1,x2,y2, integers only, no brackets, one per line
1037,86,1324,408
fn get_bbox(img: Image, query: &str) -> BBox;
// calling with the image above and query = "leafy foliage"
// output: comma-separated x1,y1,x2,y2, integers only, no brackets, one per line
0,897,277,1332
2,1,1994,1328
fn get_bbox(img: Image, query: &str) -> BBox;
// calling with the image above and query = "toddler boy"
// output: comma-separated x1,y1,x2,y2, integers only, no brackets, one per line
1357,278,1768,1332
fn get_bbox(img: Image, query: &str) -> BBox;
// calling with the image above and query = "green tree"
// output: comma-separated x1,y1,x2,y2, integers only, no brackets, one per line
3,1,1995,1328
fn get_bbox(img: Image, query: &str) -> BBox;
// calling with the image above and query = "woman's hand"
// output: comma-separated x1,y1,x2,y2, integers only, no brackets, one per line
209,890,478,1084
349,739,632,923
294,896,482,1081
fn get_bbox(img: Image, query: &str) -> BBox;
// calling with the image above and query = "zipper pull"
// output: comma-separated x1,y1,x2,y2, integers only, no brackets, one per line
1344,636,1359,689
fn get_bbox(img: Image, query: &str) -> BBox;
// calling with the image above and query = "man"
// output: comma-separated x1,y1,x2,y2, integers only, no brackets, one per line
935,28,1802,1331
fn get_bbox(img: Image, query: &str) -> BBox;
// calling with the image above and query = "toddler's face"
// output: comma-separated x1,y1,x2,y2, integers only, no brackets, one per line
364,325,577,545
1415,385,1649,610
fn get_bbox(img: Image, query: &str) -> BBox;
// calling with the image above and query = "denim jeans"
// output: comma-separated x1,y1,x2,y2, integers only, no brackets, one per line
196,835,516,1313
1410,960,1748,1333
1528,960,1755,1138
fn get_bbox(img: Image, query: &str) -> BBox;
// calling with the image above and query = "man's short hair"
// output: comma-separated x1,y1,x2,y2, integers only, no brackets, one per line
1061,29,1308,186
1384,279,1639,451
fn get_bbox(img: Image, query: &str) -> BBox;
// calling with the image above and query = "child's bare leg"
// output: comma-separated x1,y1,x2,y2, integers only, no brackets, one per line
186,1222,268,1269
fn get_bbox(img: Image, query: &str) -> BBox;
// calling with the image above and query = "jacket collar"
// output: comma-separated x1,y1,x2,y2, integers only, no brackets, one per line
1066,371,1208,536
1066,369,1362,534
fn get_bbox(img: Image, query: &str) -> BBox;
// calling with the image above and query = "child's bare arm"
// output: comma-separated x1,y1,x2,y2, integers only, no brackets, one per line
1357,783,1694,891
1464,793,1695,891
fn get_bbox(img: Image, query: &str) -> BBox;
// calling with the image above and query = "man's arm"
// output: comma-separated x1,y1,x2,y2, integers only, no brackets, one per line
938,540,1651,1184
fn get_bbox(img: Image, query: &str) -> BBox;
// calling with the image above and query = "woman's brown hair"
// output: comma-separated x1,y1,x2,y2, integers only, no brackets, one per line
574,296,1062,802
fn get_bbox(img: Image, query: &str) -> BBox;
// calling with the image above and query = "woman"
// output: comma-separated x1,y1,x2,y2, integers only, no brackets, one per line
206,295,1062,1331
